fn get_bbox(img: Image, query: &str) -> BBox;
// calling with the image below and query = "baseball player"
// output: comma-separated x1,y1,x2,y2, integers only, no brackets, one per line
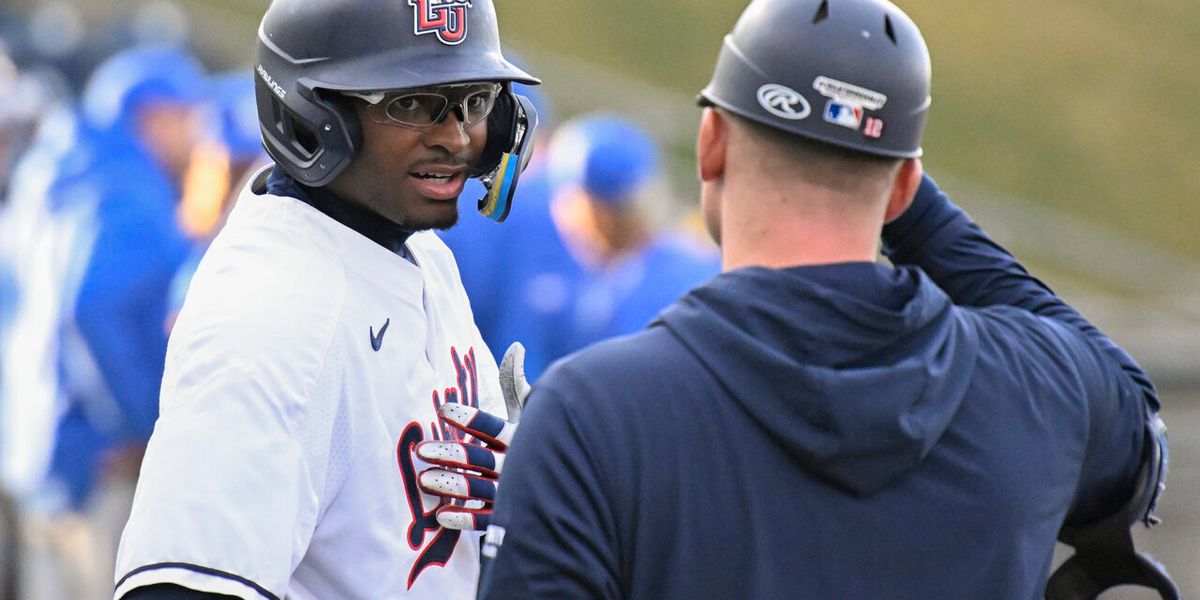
476,0,1176,598
113,0,539,598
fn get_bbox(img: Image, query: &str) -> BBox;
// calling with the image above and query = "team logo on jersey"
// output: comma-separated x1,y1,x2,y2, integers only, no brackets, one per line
757,84,811,121
409,0,473,46
397,346,484,588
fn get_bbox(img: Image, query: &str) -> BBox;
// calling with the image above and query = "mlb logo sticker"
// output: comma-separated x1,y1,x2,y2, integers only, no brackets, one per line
824,101,863,130
409,0,473,45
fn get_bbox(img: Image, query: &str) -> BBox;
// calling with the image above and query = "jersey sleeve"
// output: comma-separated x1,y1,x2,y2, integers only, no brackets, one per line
476,367,622,600
882,174,1150,524
113,356,326,600
882,174,1157,410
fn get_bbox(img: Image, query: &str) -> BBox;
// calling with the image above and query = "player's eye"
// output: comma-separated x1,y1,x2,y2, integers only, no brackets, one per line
384,94,446,126
459,85,501,125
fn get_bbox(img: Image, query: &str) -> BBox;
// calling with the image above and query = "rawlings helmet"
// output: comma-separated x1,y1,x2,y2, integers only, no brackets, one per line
699,0,930,158
255,0,540,222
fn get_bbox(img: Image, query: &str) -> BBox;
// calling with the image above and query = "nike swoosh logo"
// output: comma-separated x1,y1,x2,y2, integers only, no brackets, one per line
370,318,390,352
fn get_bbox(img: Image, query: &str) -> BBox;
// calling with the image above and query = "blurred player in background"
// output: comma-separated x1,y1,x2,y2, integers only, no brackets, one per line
44,41,202,516
547,116,719,357
478,0,1175,598
113,0,541,597
177,71,268,244
0,54,77,511
0,39,74,600
442,114,718,379
0,34,56,600
0,41,59,424
4,43,204,600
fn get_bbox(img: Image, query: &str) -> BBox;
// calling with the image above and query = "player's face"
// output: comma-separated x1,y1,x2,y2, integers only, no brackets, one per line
138,101,202,184
331,93,489,231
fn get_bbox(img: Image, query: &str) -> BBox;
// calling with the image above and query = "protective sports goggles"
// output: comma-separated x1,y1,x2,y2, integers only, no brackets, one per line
347,82,502,129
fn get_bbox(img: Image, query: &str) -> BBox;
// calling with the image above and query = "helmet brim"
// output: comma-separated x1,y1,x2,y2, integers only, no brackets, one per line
302,49,539,93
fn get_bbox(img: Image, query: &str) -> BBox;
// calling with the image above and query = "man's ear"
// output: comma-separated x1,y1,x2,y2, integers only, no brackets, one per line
697,108,727,183
884,158,923,223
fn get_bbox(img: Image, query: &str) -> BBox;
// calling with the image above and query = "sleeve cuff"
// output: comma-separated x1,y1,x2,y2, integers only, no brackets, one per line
115,564,278,600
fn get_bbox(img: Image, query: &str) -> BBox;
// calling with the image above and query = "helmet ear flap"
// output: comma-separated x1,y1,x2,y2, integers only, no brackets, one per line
475,93,538,223
473,87,517,178
324,91,363,162
257,81,361,187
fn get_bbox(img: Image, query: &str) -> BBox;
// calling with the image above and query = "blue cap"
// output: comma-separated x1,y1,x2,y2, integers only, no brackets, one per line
549,115,659,206
82,44,206,134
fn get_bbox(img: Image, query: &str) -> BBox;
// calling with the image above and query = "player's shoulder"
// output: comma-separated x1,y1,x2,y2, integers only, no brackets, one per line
408,230,469,291
963,304,1116,396
169,188,349,371
536,325,687,412
408,229,456,268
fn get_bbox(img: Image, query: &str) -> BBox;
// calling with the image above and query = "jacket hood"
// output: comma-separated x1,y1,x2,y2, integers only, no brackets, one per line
657,262,979,496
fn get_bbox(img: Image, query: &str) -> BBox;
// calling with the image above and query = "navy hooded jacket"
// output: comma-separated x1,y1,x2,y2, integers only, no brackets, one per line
477,176,1151,599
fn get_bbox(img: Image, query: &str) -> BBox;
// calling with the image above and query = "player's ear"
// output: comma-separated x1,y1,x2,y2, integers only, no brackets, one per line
697,107,727,184
884,158,922,223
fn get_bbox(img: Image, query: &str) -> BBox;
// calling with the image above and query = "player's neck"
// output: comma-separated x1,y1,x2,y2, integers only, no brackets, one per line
267,166,413,256
718,183,884,272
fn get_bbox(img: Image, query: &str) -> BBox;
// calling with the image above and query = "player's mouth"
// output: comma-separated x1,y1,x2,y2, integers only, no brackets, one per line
409,167,468,201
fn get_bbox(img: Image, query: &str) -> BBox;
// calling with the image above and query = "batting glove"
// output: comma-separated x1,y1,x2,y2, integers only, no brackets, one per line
416,342,530,531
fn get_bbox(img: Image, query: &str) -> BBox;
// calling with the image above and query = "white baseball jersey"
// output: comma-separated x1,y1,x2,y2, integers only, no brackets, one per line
114,176,503,599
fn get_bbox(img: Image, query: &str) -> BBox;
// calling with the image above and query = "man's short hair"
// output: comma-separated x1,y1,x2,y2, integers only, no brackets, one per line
728,111,902,194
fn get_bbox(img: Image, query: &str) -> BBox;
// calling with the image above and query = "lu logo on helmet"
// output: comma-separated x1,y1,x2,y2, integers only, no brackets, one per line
409,0,473,46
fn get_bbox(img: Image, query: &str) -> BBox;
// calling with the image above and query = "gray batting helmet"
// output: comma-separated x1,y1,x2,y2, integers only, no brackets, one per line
255,0,540,196
699,0,931,158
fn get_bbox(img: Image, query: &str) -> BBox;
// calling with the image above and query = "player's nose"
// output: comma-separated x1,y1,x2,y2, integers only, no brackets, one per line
422,108,471,154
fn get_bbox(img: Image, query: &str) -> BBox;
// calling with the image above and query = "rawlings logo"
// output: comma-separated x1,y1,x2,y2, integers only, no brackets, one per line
757,84,811,121
409,0,473,46
256,65,286,100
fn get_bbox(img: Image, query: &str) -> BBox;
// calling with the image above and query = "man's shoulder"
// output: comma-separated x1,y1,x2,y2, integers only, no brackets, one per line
212,188,348,285
408,230,474,300
170,194,350,368
961,304,1120,398
408,230,458,273
537,325,691,408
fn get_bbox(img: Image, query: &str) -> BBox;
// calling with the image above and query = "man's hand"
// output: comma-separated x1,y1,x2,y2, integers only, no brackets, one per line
416,343,530,531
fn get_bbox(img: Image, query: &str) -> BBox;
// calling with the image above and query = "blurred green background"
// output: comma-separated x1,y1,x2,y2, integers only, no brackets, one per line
45,0,1199,261
22,0,1190,382
507,0,1200,260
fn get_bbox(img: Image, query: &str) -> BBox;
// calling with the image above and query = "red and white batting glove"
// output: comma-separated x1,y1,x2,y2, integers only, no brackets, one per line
416,342,530,531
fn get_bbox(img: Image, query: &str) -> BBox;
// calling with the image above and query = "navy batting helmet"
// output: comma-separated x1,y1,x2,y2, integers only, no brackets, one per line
255,0,540,221
699,0,931,158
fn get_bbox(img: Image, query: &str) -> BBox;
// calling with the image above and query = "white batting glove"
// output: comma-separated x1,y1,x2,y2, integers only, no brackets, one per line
416,342,530,531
